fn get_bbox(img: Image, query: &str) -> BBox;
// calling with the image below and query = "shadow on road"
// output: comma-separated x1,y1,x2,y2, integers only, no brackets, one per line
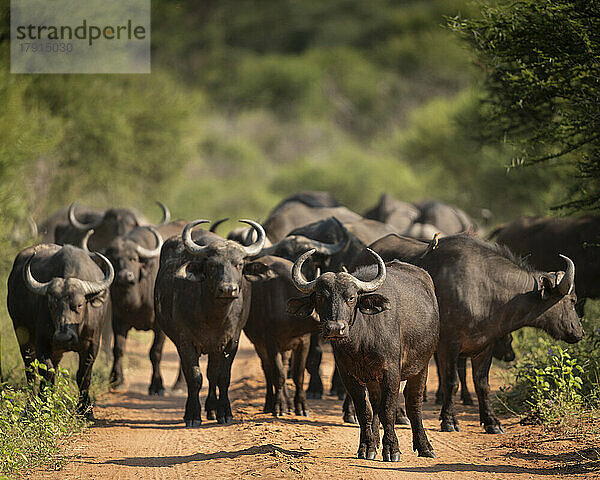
103,443,309,467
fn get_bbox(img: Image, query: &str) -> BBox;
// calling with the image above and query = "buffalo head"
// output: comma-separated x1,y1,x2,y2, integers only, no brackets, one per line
175,219,269,299
105,227,163,309
24,251,113,350
287,248,389,340
532,254,583,343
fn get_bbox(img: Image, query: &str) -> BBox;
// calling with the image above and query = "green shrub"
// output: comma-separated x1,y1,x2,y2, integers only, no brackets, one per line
0,362,87,475
497,304,600,423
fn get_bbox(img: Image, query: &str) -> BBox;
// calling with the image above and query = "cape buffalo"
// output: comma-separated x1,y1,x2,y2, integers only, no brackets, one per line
288,249,439,460
243,255,320,417
154,219,266,426
55,201,171,252
489,215,600,315
7,244,114,418
364,193,419,233
104,221,188,395
354,233,583,433
413,200,474,235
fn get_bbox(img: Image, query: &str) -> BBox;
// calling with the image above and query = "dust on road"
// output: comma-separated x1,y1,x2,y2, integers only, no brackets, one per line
32,332,596,480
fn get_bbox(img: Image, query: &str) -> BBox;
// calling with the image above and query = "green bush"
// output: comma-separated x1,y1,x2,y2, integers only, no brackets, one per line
0,362,87,475
497,304,600,423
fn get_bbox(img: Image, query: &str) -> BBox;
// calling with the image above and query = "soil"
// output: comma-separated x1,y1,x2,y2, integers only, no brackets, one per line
29,332,600,479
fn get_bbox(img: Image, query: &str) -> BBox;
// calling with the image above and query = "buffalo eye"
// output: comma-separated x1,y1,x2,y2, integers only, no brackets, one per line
346,294,356,304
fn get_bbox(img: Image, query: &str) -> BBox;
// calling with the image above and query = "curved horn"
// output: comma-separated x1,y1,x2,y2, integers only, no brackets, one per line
350,248,386,293
291,249,319,293
156,201,170,225
27,216,38,238
23,253,51,295
68,201,98,231
80,229,94,253
210,218,229,233
238,220,266,257
76,252,115,296
136,227,163,258
557,254,575,295
182,219,211,255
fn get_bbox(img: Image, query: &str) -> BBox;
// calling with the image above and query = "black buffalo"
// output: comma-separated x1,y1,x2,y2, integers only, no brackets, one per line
55,201,170,252
104,221,188,395
413,200,474,235
354,233,583,433
288,249,439,460
154,219,266,426
243,255,320,417
489,215,600,315
7,244,114,418
364,193,419,233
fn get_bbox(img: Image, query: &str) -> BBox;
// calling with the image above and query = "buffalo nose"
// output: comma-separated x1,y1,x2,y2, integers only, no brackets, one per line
217,283,239,298
118,270,135,285
325,322,347,339
53,330,77,348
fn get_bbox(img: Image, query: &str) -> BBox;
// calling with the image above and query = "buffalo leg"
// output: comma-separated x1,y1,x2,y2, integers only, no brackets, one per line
396,380,410,424
367,382,382,453
76,342,99,419
471,346,503,434
405,367,435,457
258,353,276,414
148,327,166,396
172,364,186,392
291,337,310,416
342,373,377,460
457,357,473,405
109,319,129,389
207,339,238,424
342,393,357,423
178,341,202,427
378,375,401,462
270,347,288,417
438,342,460,432
434,352,443,404
305,333,323,399
330,366,345,399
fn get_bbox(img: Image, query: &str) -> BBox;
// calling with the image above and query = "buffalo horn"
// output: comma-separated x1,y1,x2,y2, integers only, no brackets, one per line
557,254,575,295
136,227,163,258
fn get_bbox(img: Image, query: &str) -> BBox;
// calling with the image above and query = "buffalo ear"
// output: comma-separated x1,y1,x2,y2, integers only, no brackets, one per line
538,274,555,300
87,289,109,308
286,295,316,317
358,293,390,315
243,261,276,282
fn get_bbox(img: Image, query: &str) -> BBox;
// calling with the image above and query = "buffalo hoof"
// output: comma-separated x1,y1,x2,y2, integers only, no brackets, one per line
383,452,401,462
172,382,186,393
206,410,216,421
185,419,202,428
441,421,458,432
366,450,377,460
295,407,309,417
306,392,322,400
343,413,357,424
148,387,165,396
217,415,233,425
484,424,505,434
396,416,410,426
418,450,436,458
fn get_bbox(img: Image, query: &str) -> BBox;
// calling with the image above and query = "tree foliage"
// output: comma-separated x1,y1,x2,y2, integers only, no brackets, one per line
450,0,600,210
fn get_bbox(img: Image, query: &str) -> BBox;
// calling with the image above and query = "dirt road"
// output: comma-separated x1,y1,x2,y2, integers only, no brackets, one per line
34,332,598,479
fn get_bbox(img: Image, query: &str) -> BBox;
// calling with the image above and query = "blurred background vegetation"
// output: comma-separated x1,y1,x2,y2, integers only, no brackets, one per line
0,0,596,449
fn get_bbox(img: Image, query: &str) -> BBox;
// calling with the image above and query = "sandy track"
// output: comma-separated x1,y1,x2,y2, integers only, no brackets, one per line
31,332,596,479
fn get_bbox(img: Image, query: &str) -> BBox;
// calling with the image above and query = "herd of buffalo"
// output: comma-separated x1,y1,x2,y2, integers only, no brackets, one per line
5,191,593,461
